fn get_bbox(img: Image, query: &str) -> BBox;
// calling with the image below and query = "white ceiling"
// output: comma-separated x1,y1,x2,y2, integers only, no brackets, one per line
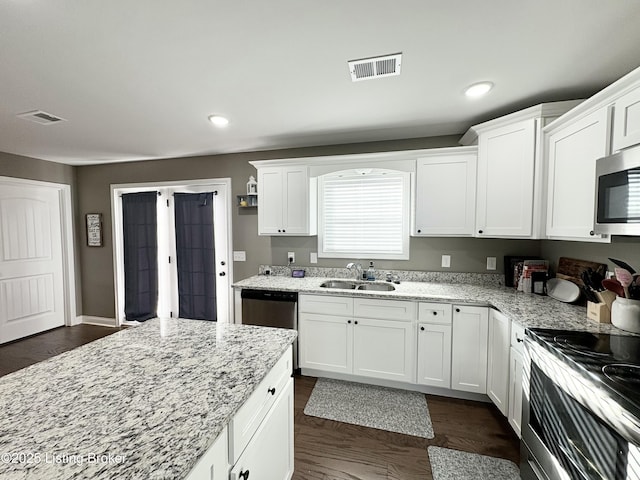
2,1,640,166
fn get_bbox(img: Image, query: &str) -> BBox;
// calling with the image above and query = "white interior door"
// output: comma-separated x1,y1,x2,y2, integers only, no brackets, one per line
0,183,65,343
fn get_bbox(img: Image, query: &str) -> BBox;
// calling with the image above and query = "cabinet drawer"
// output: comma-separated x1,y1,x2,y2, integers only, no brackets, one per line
299,294,353,315
354,298,416,321
229,345,292,465
511,322,525,353
418,302,452,325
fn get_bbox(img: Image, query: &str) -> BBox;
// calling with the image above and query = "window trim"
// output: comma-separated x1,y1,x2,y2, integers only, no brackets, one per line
317,169,411,260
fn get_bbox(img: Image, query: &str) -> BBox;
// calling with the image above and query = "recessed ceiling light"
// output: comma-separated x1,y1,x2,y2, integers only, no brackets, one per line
208,115,229,127
464,82,494,98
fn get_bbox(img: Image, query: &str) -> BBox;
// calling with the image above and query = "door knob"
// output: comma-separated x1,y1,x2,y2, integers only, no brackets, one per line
219,272,226,276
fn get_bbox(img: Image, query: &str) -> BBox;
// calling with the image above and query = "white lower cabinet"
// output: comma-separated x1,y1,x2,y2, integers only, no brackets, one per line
353,317,415,382
416,302,453,388
299,295,416,382
298,312,352,374
185,427,229,480
451,305,489,394
230,377,294,480
508,323,526,438
487,309,511,416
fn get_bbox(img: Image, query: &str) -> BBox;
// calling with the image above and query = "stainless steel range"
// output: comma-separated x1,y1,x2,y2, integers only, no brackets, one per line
522,328,640,480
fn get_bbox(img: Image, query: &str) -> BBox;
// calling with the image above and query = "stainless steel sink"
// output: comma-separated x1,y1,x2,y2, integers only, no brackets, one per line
357,283,396,291
320,280,357,289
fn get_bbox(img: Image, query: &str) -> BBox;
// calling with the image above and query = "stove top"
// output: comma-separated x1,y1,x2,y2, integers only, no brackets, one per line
528,328,640,417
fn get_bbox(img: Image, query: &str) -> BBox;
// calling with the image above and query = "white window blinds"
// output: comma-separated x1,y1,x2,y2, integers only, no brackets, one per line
318,170,410,259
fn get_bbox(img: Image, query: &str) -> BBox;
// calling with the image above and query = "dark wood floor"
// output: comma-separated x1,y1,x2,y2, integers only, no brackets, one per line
0,324,123,377
293,376,520,480
0,325,520,479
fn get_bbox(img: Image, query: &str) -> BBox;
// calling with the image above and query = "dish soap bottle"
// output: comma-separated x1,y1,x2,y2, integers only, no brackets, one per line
366,261,376,281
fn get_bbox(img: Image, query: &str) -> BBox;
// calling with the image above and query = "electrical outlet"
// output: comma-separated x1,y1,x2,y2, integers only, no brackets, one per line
310,252,318,264
441,255,451,268
287,251,295,264
233,251,246,262
487,256,497,270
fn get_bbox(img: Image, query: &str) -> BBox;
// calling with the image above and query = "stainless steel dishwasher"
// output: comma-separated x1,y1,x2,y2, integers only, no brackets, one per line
241,289,298,369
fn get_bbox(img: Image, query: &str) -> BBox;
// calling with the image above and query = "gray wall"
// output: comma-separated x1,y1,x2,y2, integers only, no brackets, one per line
541,237,640,275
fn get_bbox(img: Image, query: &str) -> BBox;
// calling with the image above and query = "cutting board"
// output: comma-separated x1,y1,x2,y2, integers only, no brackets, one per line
556,257,607,287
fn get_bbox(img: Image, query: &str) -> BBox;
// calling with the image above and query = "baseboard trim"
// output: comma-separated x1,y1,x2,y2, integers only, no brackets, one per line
76,316,118,327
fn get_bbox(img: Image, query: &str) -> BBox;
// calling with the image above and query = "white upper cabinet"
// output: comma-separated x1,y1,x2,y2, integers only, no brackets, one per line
413,147,477,236
255,165,317,236
545,107,611,242
461,101,581,239
612,85,640,152
476,119,536,237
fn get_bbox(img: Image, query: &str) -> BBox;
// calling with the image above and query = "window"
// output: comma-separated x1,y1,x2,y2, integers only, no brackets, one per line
318,169,410,259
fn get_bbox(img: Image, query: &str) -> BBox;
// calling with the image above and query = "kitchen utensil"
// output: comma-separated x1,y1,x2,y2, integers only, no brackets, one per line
602,278,625,297
547,278,580,303
616,268,633,299
581,286,599,303
609,258,636,275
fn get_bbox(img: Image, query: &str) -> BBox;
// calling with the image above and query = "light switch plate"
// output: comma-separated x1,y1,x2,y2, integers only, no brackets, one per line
441,255,451,268
233,251,246,262
487,256,497,270
310,252,318,264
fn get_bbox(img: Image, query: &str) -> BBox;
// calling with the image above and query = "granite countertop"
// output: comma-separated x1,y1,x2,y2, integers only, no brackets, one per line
233,274,631,335
0,319,297,480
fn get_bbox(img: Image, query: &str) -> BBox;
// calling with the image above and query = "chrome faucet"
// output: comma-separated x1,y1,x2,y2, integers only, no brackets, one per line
346,262,363,280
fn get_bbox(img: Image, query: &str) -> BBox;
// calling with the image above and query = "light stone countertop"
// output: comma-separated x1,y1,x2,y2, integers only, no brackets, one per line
0,319,297,480
233,274,631,335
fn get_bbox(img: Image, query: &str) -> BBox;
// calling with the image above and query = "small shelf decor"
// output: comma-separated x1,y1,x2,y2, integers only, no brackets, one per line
237,194,258,208
86,213,103,247
247,175,258,195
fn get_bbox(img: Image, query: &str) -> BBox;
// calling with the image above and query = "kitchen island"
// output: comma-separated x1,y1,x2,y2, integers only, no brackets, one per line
0,318,297,480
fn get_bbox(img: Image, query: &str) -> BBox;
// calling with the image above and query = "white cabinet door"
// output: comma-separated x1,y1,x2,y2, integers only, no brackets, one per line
508,347,524,438
299,313,352,374
184,427,229,480
451,305,489,394
352,317,415,382
257,167,284,235
257,166,316,236
612,86,640,152
487,309,510,416
230,378,294,480
417,323,452,388
546,107,611,241
414,152,477,236
476,119,536,237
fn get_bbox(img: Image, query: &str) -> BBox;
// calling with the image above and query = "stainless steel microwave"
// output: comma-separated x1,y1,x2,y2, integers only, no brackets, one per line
594,146,640,235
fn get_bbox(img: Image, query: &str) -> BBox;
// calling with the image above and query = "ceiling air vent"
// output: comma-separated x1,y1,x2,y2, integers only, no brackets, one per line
348,53,402,82
17,110,67,125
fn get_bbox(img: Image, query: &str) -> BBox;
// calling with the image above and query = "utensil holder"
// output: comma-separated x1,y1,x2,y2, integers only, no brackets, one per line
611,297,640,333
587,301,611,323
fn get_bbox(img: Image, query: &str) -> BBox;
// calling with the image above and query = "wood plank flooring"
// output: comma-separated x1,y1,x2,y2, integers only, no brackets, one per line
293,376,520,480
0,325,520,479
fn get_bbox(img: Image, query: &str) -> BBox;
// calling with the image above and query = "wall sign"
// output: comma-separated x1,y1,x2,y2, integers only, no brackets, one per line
86,213,103,247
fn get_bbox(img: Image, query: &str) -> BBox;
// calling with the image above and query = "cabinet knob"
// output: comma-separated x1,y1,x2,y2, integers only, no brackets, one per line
278,229,281,232
589,230,595,236
268,387,276,395
347,320,351,324
455,308,461,313
239,470,250,480
517,337,523,343
432,311,437,316
354,320,358,325
417,229,422,233
282,229,286,233
478,230,483,234
420,326,425,331
221,261,226,266
219,272,226,276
